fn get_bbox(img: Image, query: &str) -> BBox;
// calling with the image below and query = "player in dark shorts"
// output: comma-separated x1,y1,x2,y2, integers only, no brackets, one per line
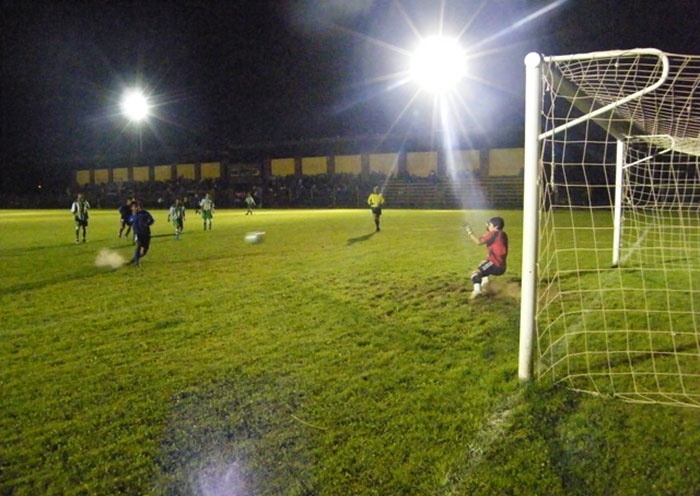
463,216,509,300
118,198,134,239
128,201,155,267
367,186,386,232
70,193,90,243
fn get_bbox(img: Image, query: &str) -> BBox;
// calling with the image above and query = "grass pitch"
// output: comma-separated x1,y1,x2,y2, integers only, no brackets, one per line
1,208,698,495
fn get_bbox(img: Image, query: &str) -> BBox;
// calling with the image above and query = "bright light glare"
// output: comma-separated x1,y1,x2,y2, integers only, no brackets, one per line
410,36,466,94
121,89,150,122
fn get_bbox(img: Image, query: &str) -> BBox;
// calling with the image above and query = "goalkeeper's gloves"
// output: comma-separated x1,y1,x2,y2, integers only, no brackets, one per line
462,223,473,235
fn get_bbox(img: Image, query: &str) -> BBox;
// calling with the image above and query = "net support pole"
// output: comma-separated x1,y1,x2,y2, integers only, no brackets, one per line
519,52,543,381
612,139,625,268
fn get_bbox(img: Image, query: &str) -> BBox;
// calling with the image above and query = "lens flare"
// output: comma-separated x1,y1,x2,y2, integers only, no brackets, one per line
410,36,466,94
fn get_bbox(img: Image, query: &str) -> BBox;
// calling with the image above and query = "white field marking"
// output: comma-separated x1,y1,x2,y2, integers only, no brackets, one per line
618,224,649,266
193,459,248,496
464,389,524,474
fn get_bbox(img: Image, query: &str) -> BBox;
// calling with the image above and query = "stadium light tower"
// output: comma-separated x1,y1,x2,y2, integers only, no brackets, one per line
120,88,150,154
410,36,467,94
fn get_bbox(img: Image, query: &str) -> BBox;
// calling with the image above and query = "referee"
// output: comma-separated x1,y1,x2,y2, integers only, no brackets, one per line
367,186,386,232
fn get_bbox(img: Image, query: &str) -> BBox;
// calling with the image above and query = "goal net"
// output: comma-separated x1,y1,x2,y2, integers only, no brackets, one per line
520,49,700,408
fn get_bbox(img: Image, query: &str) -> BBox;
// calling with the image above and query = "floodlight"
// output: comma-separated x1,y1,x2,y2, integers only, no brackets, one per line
120,88,150,154
121,89,150,122
410,36,466,94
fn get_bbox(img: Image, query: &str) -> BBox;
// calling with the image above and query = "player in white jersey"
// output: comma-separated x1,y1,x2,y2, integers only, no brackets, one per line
70,193,90,243
198,193,215,230
167,198,186,240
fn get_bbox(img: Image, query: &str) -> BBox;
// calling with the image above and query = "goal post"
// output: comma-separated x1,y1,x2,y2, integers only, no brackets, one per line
520,49,700,408
518,52,543,381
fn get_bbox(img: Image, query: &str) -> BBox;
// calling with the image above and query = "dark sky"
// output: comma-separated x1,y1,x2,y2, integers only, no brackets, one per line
2,0,699,171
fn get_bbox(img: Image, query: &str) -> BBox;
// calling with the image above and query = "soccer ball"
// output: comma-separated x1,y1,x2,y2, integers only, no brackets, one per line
244,231,265,244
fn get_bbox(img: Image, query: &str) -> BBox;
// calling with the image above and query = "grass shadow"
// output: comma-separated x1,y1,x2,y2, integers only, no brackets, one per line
1,266,114,296
346,231,377,246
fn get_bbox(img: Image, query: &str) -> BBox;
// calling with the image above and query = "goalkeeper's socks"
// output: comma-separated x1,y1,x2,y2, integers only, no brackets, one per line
469,285,482,300
482,277,490,287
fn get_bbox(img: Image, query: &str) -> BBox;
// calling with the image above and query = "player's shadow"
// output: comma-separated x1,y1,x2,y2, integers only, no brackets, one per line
347,231,376,246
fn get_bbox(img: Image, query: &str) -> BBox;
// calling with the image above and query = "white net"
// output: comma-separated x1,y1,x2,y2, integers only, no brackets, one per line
532,49,700,408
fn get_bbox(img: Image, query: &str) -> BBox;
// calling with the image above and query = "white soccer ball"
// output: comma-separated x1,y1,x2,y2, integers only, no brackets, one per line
244,231,265,244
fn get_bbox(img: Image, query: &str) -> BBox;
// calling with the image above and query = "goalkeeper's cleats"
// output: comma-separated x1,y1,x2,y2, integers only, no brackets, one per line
469,289,482,300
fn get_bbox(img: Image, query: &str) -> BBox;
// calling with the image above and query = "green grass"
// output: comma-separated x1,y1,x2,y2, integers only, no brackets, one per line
536,210,700,406
1,208,699,495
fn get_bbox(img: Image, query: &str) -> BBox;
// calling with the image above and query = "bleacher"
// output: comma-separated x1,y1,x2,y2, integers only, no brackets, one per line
383,176,523,209
1,174,524,210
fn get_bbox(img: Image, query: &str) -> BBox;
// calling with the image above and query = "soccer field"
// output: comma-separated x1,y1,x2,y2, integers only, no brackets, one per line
1,208,698,495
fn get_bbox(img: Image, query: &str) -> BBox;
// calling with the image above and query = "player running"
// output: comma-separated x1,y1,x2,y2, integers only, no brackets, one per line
118,197,134,240
367,186,385,232
245,192,256,215
128,201,155,267
167,198,186,240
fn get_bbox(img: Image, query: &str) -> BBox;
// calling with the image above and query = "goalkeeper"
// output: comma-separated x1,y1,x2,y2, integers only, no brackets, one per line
463,216,508,300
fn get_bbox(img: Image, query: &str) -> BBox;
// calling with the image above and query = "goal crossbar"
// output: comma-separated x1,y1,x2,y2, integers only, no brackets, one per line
540,49,670,141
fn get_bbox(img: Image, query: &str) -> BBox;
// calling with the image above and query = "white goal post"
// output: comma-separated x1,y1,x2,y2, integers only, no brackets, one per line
520,48,700,408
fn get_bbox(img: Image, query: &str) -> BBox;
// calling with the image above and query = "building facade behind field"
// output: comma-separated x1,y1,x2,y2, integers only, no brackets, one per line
71,141,524,210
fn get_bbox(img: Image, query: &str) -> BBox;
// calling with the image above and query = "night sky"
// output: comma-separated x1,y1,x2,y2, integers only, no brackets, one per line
2,0,699,186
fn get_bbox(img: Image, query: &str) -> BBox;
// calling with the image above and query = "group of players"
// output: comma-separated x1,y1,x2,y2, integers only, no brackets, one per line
72,187,508,296
72,193,216,267
118,193,216,266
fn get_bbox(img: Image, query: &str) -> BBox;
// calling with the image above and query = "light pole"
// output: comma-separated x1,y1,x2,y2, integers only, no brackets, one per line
120,88,150,154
